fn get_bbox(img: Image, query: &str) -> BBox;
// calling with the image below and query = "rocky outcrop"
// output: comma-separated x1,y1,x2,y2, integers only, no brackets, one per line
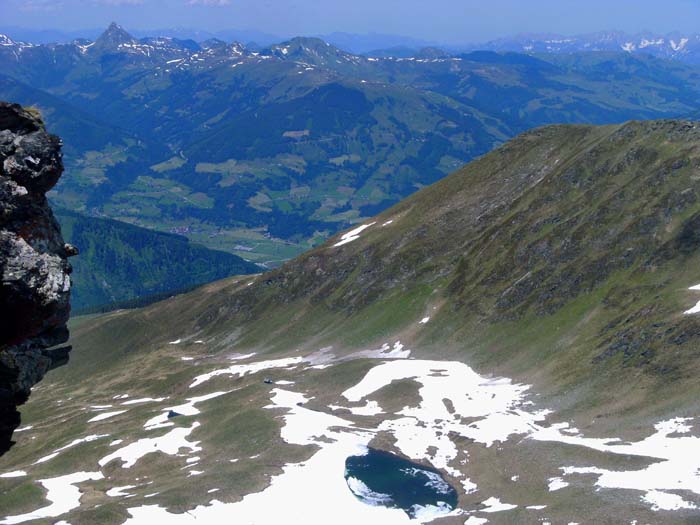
0,102,75,455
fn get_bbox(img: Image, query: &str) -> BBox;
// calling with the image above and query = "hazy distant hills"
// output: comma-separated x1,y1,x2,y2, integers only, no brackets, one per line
0,25,432,51
2,23,700,269
475,31,700,64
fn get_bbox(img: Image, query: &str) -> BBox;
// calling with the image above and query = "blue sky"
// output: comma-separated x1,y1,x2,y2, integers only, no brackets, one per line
2,0,700,44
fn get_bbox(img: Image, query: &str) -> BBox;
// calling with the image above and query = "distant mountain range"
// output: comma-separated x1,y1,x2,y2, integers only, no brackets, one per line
0,25,433,52
5,25,700,64
2,23,700,273
475,31,700,64
0,25,285,47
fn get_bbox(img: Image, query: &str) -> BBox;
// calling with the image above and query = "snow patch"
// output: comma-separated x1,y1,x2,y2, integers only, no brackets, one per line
121,397,166,406
547,477,568,491
1,471,103,524
190,357,303,388
334,223,376,247
642,490,697,511
480,497,518,513
124,384,459,525
684,283,700,314
107,485,137,497
88,410,127,423
35,434,109,464
0,471,26,478
144,391,229,429
100,423,201,469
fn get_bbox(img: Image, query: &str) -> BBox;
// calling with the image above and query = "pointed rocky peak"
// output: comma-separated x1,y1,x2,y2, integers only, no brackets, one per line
0,34,16,46
94,22,135,50
230,41,246,56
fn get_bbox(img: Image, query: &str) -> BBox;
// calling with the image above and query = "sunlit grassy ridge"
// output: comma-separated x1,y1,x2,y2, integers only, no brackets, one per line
61,120,700,419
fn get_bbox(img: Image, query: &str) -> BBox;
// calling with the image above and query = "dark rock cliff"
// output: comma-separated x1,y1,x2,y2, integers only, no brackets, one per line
0,102,75,455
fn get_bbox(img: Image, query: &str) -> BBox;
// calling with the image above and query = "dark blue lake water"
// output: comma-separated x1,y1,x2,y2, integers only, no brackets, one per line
344,448,458,519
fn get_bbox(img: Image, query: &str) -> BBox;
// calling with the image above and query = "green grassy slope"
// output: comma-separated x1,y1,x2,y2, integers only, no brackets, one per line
62,119,700,423
56,210,259,311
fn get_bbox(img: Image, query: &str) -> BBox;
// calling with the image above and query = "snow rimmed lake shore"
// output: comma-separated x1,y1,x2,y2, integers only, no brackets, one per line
2,345,700,524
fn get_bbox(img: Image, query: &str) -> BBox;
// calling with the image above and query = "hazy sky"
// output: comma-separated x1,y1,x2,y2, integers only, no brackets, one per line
2,0,700,44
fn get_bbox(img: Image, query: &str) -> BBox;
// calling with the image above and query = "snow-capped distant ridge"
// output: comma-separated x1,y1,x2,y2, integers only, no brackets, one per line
0,22,362,72
479,30,700,64
4,23,700,71
0,23,257,71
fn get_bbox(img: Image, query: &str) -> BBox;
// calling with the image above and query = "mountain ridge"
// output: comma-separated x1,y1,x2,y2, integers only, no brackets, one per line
65,118,700,417
476,30,700,64
3,23,700,269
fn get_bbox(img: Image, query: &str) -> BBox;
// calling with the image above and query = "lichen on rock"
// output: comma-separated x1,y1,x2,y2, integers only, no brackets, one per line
0,102,75,455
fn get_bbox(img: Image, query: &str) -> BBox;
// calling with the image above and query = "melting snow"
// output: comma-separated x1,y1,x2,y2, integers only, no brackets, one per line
123,386,458,524
547,477,569,491
642,490,697,511
480,497,518,513
334,222,376,247
684,284,700,314
99,423,201,469
342,359,541,482
353,341,411,360
88,410,127,423
144,391,229,429
8,350,700,521
352,400,383,416
190,357,304,388
0,471,103,524
539,417,700,509
0,471,26,478
121,398,166,406
35,434,109,464
107,485,137,497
